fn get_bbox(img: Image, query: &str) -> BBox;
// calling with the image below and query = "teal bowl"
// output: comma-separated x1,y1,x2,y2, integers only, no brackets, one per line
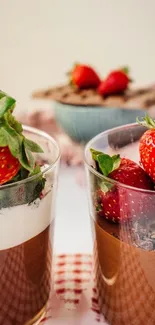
53,101,145,143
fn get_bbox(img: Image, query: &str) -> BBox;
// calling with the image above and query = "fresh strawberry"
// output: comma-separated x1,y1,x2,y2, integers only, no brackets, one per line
69,63,101,89
95,188,120,223
137,115,155,182
0,146,20,185
91,149,154,223
98,67,130,96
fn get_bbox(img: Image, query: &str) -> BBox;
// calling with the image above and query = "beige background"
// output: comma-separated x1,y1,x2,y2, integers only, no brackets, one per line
0,0,155,112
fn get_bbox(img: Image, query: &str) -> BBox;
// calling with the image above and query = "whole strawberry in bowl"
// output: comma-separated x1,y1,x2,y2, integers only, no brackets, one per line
69,63,101,89
98,67,131,96
32,64,153,143
84,121,155,325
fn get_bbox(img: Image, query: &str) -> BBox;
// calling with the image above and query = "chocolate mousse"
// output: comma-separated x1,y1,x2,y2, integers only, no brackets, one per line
93,215,155,325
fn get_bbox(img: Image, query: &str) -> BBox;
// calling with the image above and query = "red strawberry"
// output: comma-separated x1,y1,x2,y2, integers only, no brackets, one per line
138,115,155,182
69,63,101,89
98,68,130,96
0,146,20,185
91,149,154,223
96,188,120,223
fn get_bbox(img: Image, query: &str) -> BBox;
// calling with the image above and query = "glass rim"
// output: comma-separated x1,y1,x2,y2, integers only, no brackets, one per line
0,124,60,190
84,122,155,194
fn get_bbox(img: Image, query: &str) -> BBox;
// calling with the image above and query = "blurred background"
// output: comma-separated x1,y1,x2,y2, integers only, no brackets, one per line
0,0,155,113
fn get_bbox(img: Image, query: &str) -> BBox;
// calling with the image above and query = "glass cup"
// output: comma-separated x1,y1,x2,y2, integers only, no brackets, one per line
0,126,60,325
85,123,155,325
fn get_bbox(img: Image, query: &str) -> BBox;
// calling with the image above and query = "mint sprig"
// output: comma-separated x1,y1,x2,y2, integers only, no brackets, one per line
0,91,48,207
0,91,43,174
90,148,121,176
90,148,120,194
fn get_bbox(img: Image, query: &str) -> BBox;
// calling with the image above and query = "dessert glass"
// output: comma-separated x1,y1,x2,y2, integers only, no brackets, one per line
85,123,155,325
0,126,60,325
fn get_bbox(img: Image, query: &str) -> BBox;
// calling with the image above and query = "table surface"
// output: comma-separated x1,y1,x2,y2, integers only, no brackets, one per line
54,164,93,255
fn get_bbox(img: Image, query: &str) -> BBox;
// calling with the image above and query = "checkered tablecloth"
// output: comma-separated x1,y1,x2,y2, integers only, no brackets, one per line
40,254,107,324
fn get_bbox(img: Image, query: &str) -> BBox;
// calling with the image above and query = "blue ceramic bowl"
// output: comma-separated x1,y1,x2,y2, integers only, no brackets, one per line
53,101,145,143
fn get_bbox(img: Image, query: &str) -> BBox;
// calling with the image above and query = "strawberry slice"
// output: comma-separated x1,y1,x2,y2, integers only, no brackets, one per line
91,149,154,223
69,63,101,89
0,146,20,185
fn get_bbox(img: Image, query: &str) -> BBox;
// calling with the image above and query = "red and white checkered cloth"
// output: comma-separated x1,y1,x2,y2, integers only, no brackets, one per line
40,254,107,324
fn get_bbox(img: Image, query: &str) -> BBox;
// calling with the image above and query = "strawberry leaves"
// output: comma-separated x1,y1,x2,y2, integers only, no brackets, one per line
90,148,121,176
5,112,23,133
24,138,43,153
90,148,120,193
121,66,130,75
0,126,21,157
0,91,16,117
137,114,155,129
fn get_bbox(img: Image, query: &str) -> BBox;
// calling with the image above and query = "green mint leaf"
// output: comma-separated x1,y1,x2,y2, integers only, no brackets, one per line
1,126,21,157
25,149,35,170
0,91,7,100
0,95,16,118
5,112,23,133
24,138,43,153
97,154,114,176
90,148,121,176
18,141,33,172
0,128,9,146
90,148,103,162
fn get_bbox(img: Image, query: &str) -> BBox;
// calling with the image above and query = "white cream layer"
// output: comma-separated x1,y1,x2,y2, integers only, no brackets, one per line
0,192,53,250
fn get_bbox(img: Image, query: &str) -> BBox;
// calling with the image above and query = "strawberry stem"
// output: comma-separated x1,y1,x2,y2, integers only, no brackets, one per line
136,115,155,129
120,66,130,75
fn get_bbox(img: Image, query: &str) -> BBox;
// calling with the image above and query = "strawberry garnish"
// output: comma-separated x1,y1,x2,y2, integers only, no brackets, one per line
0,91,44,186
0,147,20,184
98,67,130,96
69,63,101,89
91,149,154,223
137,115,155,182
